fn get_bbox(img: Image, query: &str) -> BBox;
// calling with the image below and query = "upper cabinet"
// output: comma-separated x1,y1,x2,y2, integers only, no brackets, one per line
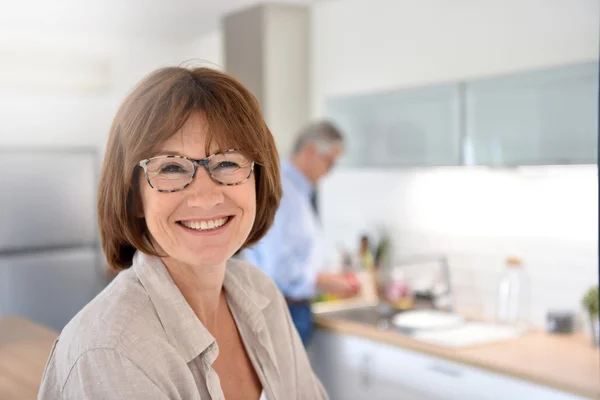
326,61,598,168
327,84,462,168
465,62,599,166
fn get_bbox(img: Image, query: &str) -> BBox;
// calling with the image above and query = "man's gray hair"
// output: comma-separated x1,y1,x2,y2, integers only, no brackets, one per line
292,120,344,155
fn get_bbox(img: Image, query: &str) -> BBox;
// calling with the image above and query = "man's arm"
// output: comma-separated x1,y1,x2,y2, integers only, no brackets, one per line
244,188,357,299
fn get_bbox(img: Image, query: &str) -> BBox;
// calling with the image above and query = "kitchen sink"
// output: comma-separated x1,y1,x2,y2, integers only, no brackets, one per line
315,303,397,328
315,302,525,348
314,301,436,332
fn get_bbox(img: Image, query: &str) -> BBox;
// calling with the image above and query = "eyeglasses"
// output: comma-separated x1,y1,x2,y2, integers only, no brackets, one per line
318,152,337,172
138,149,255,193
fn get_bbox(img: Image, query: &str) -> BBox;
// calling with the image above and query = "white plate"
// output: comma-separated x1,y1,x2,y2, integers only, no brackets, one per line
412,322,524,348
391,310,464,331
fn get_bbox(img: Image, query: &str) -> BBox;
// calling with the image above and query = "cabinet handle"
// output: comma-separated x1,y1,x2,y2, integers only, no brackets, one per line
360,354,374,388
428,363,463,378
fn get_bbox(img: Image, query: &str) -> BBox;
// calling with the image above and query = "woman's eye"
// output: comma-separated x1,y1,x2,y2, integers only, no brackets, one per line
159,164,187,173
216,161,240,169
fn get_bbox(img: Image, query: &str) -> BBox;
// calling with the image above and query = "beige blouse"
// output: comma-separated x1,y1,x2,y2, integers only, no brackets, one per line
37,251,328,400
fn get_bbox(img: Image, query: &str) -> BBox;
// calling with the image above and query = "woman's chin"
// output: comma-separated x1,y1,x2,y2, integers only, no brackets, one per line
158,238,241,268
177,247,233,268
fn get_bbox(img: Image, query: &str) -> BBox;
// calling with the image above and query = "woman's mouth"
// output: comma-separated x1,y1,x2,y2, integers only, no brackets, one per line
177,216,232,231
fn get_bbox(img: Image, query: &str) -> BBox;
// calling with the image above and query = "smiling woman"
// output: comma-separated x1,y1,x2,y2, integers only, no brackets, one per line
98,66,280,271
37,67,328,400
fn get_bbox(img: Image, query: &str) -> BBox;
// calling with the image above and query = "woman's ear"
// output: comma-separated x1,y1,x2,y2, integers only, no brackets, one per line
131,171,145,218
134,197,145,218
127,184,145,219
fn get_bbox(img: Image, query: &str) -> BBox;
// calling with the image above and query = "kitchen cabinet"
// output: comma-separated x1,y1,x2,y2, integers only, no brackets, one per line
465,61,598,166
308,330,441,400
325,61,598,168
309,329,589,400
326,84,462,168
307,327,367,400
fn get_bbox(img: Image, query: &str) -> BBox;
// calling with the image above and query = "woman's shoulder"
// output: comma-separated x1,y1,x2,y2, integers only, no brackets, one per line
49,268,169,376
64,269,154,336
38,267,188,398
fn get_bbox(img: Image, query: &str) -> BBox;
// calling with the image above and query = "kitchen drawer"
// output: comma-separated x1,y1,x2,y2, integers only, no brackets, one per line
310,329,589,400
309,330,442,400
309,329,373,400
373,340,589,400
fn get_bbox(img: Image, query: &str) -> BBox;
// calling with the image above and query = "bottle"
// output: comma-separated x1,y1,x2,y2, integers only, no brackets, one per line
496,257,529,326
386,268,414,310
352,235,377,302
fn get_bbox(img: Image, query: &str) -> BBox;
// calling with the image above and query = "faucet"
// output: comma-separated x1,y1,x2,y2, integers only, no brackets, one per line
433,256,454,312
393,254,454,312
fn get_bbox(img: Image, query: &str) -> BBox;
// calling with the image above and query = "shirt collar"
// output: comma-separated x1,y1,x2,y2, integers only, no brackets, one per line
282,161,314,198
133,251,271,364
223,257,271,333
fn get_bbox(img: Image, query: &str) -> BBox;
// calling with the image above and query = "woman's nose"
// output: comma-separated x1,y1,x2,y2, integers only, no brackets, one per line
185,167,225,209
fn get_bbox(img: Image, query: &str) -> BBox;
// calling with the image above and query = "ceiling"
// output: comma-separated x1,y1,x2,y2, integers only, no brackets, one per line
0,0,317,41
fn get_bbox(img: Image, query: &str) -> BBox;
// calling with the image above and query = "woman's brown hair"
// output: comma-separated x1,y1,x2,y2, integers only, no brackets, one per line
98,66,281,270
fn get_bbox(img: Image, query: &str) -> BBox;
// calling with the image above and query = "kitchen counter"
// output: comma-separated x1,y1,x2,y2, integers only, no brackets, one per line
0,317,58,400
314,304,600,399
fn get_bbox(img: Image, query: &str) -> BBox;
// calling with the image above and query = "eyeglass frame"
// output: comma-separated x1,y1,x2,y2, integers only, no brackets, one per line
319,152,337,172
138,149,255,193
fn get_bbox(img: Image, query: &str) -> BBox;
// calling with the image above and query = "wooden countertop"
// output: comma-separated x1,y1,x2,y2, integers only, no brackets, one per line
0,317,58,400
314,309,600,399
1,314,597,399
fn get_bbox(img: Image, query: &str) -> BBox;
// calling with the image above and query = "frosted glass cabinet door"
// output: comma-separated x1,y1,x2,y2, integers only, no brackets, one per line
465,62,599,166
327,84,462,167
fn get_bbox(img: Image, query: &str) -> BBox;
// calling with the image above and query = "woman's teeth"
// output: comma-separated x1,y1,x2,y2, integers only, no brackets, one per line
180,217,229,231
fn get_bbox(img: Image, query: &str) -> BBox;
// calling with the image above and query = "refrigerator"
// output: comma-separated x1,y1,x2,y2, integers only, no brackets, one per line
0,148,106,331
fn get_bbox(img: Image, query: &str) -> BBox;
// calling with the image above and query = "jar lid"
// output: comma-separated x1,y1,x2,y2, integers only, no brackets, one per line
506,257,522,267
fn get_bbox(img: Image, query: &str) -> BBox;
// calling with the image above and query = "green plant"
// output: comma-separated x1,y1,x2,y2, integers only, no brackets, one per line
582,285,599,318
374,234,390,268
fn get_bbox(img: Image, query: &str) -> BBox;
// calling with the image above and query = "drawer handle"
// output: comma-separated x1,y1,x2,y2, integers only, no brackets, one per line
361,354,374,387
428,364,463,378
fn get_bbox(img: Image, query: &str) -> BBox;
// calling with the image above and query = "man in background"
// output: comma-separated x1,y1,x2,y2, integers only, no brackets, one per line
243,120,358,345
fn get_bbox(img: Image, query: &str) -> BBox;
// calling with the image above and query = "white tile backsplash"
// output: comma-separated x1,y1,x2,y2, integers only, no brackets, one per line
318,165,598,328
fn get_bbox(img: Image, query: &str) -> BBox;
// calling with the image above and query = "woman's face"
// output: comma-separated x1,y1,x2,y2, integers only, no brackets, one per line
139,112,256,268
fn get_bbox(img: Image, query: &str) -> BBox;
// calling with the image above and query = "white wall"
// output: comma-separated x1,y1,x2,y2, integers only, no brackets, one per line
311,0,600,116
181,29,224,70
319,166,599,328
0,33,184,153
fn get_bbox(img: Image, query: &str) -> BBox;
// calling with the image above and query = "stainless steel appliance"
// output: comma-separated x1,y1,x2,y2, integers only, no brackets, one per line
0,148,105,331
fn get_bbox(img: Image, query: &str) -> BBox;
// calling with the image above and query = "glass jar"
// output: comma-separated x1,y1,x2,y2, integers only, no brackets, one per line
496,257,529,327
